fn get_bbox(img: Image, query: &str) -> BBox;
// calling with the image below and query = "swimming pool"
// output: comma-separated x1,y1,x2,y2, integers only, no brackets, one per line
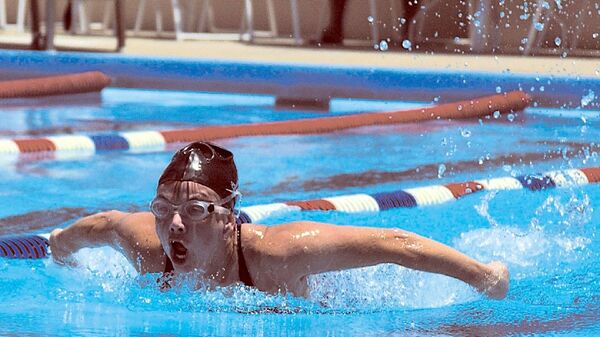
0,61,599,335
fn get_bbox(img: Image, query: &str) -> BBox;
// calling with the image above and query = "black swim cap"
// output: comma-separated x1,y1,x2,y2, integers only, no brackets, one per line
158,141,238,202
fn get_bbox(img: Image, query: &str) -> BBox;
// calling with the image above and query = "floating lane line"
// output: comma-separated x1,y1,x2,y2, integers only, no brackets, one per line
0,91,529,157
235,166,600,224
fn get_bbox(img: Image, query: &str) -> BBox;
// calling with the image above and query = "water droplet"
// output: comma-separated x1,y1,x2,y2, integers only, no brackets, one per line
554,37,562,46
507,113,515,122
542,1,550,9
460,128,471,137
438,164,446,178
540,86,545,92
495,86,502,93
580,89,595,108
367,16,374,23
379,40,388,51
534,22,544,31
402,39,412,49
502,164,512,172
593,33,599,39
493,110,501,118
554,0,563,10
581,125,588,134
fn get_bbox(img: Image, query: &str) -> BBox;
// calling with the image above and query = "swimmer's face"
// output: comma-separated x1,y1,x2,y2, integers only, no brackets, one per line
154,181,235,273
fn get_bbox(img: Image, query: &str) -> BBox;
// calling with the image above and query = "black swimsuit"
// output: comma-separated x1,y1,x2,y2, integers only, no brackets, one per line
162,222,254,287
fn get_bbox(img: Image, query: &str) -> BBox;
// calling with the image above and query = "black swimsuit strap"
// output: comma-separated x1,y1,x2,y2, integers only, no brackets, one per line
164,254,174,273
237,222,254,287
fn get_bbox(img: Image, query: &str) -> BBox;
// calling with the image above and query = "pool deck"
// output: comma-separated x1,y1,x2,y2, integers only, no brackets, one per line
125,40,600,79
1,32,599,78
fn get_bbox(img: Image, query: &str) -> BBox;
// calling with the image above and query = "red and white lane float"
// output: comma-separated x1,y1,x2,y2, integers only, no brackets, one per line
237,166,600,223
1,166,597,259
0,91,530,156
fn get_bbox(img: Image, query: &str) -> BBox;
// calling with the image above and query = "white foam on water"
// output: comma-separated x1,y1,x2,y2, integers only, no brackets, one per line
71,247,137,279
454,226,591,278
308,264,477,310
459,191,594,279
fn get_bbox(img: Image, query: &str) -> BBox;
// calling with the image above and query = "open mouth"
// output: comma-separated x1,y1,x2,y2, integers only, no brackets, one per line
170,240,188,264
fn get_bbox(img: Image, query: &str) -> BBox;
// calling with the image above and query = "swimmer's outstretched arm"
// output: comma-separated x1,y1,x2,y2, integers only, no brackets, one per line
49,211,165,273
263,221,509,299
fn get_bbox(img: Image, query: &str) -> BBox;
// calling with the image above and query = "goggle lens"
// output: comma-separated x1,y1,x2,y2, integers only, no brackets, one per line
150,198,227,221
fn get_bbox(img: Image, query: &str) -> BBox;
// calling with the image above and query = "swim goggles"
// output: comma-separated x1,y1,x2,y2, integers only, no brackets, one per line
150,191,239,222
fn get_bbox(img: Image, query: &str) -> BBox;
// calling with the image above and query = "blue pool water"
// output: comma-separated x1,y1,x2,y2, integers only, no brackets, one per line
0,88,598,336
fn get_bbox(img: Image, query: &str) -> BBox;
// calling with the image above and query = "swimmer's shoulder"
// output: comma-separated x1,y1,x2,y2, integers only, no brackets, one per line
243,221,330,257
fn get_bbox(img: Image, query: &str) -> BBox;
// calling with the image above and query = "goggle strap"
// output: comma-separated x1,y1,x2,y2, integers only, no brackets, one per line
216,189,240,207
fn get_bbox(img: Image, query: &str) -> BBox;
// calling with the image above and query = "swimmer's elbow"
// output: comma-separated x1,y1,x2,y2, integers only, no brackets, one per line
52,210,124,255
81,210,123,245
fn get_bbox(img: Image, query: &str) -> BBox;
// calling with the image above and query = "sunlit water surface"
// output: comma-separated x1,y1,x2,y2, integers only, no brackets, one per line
0,89,598,336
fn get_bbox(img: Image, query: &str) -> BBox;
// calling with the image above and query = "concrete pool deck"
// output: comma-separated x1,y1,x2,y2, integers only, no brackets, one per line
0,31,599,79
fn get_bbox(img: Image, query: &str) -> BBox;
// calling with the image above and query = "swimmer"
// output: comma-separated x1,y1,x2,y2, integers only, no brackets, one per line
50,141,509,299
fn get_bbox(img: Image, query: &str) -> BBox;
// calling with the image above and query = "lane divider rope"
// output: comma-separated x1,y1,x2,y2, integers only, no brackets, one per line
0,91,530,156
236,166,599,224
0,71,111,99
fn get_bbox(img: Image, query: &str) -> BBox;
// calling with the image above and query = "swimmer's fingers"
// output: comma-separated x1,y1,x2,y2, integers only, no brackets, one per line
481,261,510,300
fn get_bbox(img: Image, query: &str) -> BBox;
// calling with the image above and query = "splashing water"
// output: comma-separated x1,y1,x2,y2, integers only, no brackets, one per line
42,246,481,314
308,265,477,311
581,90,596,108
554,37,562,46
469,189,595,279
534,22,545,31
379,40,389,51
438,163,447,178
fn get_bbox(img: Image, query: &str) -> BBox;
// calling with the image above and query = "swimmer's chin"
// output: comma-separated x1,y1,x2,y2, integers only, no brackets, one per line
171,259,205,275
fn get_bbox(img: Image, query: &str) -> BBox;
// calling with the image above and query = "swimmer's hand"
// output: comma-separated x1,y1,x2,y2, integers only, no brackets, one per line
49,228,78,267
479,261,509,300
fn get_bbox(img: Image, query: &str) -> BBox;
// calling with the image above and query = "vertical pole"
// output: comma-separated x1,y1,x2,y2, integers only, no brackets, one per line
368,0,379,44
45,0,56,50
115,0,125,51
30,0,42,49
289,0,301,45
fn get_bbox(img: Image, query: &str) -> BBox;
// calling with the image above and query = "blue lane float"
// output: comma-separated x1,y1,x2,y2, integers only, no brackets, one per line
0,235,49,258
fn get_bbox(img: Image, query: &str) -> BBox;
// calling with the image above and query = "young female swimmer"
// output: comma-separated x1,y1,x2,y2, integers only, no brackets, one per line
50,141,509,299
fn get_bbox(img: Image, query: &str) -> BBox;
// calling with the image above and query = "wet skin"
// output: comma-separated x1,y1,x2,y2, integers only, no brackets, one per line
50,181,509,299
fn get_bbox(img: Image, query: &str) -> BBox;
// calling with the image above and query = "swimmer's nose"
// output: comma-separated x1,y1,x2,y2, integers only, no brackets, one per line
169,213,186,234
